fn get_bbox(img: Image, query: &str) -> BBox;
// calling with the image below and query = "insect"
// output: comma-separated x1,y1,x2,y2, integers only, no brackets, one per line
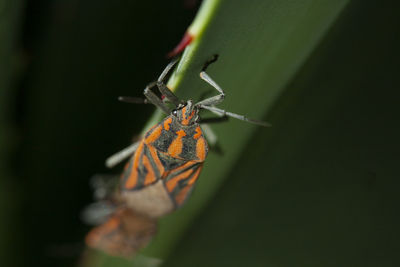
85,55,268,257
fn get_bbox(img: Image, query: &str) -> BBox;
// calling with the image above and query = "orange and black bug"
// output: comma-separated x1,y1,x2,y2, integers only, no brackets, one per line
85,55,268,257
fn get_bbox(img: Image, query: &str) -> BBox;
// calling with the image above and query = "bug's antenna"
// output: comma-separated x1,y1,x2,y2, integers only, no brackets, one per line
118,96,149,104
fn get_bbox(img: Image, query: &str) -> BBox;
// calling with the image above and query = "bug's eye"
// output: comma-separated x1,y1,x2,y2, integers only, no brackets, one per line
172,110,178,116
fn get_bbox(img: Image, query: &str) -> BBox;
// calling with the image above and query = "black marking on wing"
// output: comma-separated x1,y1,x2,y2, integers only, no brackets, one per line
120,144,148,191
144,144,162,180
164,161,201,182
120,156,133,187
169,163,202,201
157,150,186,171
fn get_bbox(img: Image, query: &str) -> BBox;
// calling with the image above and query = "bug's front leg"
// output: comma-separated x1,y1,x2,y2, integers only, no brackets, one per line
194,54,225,107
143,82,171,114
156,58,182,106
81,174,119,225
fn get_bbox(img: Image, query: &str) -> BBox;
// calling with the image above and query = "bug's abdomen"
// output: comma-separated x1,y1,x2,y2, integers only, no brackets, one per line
120,146,204,216
85,208,156,257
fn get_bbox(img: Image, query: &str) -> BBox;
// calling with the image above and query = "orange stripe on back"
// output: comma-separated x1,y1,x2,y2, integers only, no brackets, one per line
168,129,186,157
165,168,194,192
145,125,163,144
196,137,207,161
142,155,156,186
174,165,202,205
181,108,196,126
180,106,188,125
124,142,144,189
193,126,202,139
188,165,202,185
163,117,172,131
174,185,192,206
147,145,164,175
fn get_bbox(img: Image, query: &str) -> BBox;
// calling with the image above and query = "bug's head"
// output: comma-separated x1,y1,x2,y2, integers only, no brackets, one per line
172,100,199,126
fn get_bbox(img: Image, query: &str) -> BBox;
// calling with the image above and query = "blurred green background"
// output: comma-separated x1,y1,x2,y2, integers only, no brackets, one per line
1,0,400,267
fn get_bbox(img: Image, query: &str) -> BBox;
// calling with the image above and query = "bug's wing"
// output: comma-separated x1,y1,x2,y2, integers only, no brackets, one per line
85,208,157,257
164,162,204,207
82,175,120,226
120,142,165,191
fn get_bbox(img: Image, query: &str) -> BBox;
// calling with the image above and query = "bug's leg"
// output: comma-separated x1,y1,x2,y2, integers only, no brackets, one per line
199,105,271,127
81,201,117,225
195,55,225,106
82,174,119,225
199,115,229,124
90,174,119,200
195,71,225,106
199,123,225,155
200,123,218,148
202,54,219,71
105,141,140,168
143,81,171,114
117,96,149,104
119,59,182,107
156,58,182,106
119,82,172,113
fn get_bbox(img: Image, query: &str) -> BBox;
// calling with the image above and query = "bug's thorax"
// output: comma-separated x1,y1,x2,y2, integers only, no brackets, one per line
143,110,208,162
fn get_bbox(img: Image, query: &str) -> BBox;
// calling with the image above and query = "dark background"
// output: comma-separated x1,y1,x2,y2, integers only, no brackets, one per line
1,1,400,267
2,1,198,266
